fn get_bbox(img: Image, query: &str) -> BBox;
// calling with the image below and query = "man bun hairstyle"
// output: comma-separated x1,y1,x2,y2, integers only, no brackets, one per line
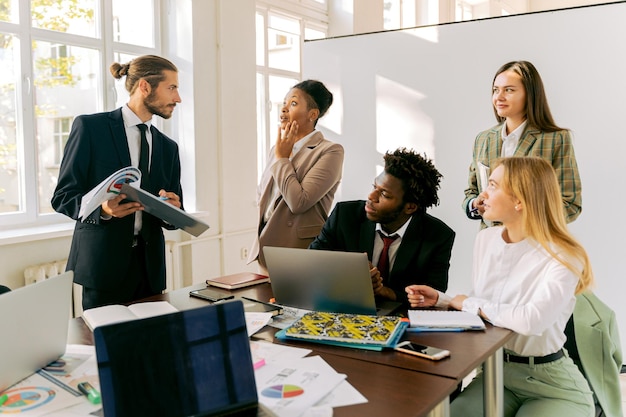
109,54,178,95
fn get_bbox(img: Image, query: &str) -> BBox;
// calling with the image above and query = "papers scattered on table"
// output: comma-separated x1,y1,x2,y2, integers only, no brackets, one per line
255,355,349,417
250,340,312,366
268,305,312,329
78,166,140,220
0,345,100,417
407,310,486,331
245,312,274,336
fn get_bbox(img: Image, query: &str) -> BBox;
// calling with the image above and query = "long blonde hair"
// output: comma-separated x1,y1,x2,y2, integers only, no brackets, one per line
496,157,593,293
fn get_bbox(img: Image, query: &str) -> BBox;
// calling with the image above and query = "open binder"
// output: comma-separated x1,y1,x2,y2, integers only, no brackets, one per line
120,183,209,237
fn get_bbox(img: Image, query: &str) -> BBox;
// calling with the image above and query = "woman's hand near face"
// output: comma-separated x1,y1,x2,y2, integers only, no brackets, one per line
275,121,299,159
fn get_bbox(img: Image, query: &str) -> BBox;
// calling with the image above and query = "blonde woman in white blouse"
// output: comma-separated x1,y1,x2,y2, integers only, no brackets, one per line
407,157,595,417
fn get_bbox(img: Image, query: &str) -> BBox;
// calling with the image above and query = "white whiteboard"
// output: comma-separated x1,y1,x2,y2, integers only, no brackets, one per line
304,2,626,356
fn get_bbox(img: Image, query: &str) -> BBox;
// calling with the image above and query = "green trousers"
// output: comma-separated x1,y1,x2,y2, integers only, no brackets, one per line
451,354,595,417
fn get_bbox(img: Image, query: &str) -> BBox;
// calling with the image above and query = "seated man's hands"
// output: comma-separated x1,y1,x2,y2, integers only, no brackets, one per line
369,263,396,301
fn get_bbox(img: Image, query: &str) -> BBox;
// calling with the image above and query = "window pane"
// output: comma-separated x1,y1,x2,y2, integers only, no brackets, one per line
31,0,98,38
32,41,100,214
268,75,298,148
268,14,300,72
112,0,155,47
112,52,138,108
268,14,299,34
384,0,401,30
304,27,325,41
0,0,19,23
0,34,19,213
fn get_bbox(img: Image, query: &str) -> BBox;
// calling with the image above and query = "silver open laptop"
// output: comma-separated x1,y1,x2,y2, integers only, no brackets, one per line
263,246,401,316
0,271,73,393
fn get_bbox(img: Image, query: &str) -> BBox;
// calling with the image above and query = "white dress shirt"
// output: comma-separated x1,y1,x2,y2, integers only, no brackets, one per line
121,105,153,234
372,217,412,271
500,120,527,157
438,226,579,356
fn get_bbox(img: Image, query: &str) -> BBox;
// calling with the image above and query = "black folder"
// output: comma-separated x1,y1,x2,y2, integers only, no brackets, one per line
121,183,209,237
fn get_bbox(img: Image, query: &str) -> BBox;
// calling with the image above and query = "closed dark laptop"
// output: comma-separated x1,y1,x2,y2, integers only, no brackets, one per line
94,300,275,417
263,246,401,316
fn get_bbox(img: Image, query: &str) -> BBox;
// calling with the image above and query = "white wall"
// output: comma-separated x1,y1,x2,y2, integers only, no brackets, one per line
303,2,626,356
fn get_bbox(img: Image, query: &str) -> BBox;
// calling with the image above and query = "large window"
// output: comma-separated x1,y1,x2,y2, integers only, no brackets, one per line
255,2,327,180
0,0,160,229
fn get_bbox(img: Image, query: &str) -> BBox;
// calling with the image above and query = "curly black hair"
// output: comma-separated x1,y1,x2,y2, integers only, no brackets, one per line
383,148,442,210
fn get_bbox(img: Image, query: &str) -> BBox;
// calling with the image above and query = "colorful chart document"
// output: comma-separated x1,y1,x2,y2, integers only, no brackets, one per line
255,355,347,417
78,166,140,220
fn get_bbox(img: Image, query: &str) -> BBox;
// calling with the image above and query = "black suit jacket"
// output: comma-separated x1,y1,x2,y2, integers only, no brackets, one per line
309,200,455,304
52,108,183,293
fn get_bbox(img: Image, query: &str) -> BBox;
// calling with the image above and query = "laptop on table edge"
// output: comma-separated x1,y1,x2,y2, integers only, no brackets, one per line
0,271,74,393
263,246,401,316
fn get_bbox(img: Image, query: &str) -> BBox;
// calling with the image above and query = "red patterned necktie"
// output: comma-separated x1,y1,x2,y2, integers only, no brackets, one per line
377,232,399,282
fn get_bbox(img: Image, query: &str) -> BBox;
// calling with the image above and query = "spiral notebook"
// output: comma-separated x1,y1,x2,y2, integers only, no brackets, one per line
408,310,486,331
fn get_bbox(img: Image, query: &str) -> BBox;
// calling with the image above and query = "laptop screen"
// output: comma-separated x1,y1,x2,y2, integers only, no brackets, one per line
94,300,258,417
263,246,400,315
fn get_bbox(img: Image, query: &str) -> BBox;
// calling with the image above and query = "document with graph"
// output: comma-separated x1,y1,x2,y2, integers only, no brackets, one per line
78,166,140,220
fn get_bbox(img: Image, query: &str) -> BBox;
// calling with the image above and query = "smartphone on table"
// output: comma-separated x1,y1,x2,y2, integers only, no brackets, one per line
189,288,235,302
394,341,450,360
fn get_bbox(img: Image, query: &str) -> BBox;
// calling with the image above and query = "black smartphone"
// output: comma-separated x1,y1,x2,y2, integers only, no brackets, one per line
189,288,235,302
394,341,450,360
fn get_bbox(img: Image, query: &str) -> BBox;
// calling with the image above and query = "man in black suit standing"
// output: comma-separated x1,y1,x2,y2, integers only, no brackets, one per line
52,55,183,310
310,148,455,306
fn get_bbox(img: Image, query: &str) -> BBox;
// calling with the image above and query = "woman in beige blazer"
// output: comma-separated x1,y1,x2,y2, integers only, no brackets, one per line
248,80,344,272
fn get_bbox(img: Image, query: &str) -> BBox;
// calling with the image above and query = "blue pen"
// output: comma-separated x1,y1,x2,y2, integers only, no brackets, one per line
405,327,465,333
159,196,169,201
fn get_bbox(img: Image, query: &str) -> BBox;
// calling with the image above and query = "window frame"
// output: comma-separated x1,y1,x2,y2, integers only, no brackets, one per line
255,1,328,181
0,0,162,231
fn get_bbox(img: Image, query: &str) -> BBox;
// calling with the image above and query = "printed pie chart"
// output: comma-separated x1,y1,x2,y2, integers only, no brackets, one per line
0,387,56,412
261,384,304,399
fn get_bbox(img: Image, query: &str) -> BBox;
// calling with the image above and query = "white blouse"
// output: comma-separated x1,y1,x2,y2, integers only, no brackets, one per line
440,226,579,356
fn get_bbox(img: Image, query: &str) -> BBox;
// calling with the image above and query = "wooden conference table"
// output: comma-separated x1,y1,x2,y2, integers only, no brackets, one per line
68,282,513,417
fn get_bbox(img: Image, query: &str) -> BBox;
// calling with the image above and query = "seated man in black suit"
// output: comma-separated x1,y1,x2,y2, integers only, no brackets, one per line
309,148,455,306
